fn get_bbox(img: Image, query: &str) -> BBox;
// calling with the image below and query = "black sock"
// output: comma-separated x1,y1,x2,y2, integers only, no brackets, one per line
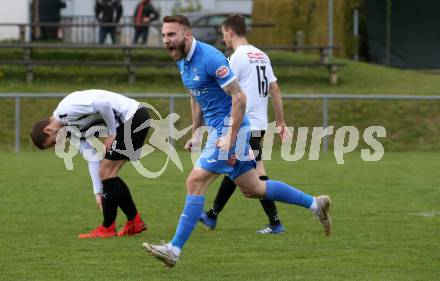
101,178,120,227
115,177,138,221
207,176,237,219
259,175,281,226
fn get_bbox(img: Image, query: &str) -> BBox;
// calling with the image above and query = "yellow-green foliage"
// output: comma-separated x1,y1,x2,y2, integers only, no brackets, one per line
250,0,363,57
249,0,295,45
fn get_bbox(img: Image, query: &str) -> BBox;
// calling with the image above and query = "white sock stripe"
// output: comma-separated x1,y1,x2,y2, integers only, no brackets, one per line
257,227,272,234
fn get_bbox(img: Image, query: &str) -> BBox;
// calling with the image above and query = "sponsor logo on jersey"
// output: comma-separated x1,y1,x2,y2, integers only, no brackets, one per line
193,68,200,81
215,66,230,79
247,52,265,59
247,52,268,64
190,88,209,97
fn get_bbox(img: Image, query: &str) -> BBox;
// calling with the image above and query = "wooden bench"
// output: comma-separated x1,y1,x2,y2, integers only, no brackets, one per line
0,43,171,84
214,44,344,85
0,43,344,85
256,45,345,85
270,60,346,86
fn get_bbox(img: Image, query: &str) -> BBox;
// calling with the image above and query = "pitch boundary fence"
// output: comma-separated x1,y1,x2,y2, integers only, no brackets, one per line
1,93,440,152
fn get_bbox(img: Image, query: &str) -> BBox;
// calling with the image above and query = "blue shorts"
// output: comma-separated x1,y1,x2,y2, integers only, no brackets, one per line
196,122,256,181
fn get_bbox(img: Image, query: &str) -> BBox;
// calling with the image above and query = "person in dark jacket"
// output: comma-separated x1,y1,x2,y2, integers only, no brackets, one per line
133,0,159,44
38,0,66,40
95,0,123,44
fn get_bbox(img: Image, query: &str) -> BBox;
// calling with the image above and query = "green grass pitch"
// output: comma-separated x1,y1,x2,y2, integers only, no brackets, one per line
0,150,439,281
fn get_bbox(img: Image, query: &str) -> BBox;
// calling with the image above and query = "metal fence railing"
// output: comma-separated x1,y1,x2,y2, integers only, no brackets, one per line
0,19,163,45
1,93,440,152
0,18,274,45
60,16,163,45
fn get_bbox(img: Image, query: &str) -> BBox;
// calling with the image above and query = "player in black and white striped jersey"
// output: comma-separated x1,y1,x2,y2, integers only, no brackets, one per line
31,89,150,238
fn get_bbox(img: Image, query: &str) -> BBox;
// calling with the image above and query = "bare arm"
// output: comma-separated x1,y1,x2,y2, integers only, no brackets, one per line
269,81,286,125
185,95,204,152
222,79,246,142
190,95,204,135
269,81,289,139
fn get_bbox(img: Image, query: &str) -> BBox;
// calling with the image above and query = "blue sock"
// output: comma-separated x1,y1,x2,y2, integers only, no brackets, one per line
264,180,313,208
170,195,205,249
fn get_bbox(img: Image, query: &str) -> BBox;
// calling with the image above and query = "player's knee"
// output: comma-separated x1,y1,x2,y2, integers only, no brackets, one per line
186,174,195,187
240,185,260,198
243,190,260,198
185,175,204,195
237,178,265,198
186,178,197,192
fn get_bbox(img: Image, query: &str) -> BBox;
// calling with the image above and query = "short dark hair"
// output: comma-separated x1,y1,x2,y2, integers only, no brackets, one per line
222,14,247,37
31,119,50,150
163,15,192,29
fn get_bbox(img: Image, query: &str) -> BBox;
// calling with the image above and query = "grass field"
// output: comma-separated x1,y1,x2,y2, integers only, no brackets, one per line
1,150,439,281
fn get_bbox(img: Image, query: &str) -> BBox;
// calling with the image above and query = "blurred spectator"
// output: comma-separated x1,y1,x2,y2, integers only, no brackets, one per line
95,0,123,44
38,0,66,40
133,0,159,44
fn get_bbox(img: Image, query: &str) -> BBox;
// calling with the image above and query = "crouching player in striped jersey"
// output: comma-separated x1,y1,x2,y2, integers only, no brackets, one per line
31,89,149,238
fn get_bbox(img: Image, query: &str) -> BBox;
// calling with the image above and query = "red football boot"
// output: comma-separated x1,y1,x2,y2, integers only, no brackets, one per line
117,213,147,237
78,222,117,239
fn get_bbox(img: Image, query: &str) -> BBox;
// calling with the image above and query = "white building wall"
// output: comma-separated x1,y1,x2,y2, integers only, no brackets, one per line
214,0,252,13
0,0,30,41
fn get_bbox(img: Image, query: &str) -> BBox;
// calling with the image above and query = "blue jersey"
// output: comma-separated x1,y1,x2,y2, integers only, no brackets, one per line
177,38,255,179
177,39,238,132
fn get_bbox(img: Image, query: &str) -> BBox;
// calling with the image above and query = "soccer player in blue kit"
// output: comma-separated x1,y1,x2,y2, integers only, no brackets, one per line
142,15,332,268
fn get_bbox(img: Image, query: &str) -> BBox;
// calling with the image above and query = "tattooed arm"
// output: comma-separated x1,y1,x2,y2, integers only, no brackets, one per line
217,79,247,150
